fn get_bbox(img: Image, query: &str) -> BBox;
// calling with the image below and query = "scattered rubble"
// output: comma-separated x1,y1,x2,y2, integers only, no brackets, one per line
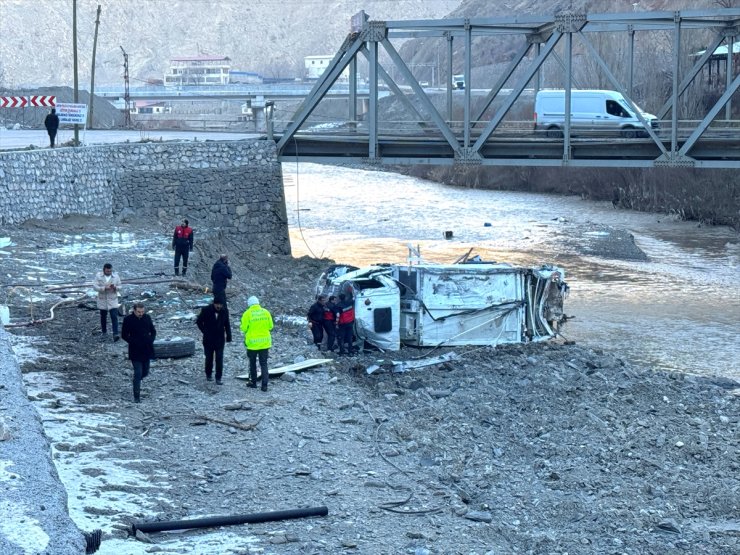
1,216,738,554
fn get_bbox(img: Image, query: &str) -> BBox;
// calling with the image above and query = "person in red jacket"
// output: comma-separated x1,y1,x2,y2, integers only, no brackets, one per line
172,219,194,276
322,295,340,352
307,295,327,351
335,293,355,356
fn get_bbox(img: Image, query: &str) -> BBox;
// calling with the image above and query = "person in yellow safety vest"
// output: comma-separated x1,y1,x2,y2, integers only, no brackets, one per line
240,296,274,391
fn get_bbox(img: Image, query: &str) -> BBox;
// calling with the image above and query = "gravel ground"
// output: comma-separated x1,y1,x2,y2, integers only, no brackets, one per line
2,216,738,554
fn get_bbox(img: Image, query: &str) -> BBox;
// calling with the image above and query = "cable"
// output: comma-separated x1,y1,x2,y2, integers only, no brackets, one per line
3,294,87,328
292,136,320,259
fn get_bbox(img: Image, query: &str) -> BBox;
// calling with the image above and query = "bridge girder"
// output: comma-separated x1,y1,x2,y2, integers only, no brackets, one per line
276,8,740,169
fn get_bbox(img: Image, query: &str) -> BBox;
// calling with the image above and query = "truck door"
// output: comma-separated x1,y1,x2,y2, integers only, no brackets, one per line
352,274,400,351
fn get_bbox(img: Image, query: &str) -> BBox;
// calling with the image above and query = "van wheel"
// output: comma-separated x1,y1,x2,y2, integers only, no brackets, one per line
546,127,563,139
621,127,637,139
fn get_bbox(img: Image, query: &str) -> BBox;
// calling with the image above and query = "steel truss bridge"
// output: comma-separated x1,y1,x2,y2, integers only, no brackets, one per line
276,8,740,169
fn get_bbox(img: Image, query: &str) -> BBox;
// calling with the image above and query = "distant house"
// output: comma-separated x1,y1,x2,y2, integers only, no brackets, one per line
164,56,231,86
131,101,169,114
304,55,349,81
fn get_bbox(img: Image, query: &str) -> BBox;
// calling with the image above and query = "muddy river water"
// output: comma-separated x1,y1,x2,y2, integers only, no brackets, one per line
283,163,739,381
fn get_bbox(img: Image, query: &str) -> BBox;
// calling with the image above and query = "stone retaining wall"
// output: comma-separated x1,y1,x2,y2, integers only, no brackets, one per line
0,139,290,254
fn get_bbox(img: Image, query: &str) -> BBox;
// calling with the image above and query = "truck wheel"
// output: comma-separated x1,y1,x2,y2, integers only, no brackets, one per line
546,127,563,139
621,127,637,139
153,338,196,359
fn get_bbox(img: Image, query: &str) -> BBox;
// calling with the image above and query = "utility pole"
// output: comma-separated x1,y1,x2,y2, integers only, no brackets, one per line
73,0,79,145
120,46,131,128
87,4,101,129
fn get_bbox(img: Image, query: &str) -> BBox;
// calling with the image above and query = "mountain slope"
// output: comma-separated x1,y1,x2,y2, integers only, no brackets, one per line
0,0,460,87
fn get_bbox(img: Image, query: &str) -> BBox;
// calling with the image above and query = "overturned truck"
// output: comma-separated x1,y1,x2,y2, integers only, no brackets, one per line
317,261,568,351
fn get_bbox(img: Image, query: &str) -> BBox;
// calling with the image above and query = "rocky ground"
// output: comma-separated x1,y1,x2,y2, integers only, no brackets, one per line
2,216,738,554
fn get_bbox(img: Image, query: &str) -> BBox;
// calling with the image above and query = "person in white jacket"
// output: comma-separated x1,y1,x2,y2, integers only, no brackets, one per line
94,262,121,341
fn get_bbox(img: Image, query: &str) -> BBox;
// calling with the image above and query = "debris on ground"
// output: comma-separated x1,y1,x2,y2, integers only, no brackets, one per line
1,216,738,554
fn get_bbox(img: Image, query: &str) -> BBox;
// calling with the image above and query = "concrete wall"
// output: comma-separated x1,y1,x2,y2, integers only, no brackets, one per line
0,328,86,554
0,139,290,254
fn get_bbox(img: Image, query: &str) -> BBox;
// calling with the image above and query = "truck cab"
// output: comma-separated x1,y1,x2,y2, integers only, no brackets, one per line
452,74,465,90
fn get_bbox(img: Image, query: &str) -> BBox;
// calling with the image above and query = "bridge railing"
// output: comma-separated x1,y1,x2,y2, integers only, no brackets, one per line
275,118,740,141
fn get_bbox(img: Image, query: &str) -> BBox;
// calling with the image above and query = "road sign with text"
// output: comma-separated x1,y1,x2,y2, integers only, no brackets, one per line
56,103,88,125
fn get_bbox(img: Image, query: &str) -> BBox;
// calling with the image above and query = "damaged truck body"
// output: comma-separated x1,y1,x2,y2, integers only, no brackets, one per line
317,261,568,351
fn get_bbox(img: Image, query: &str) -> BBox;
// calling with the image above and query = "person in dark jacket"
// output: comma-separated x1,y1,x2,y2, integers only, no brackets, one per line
307,295,326,351
196,298,232,384
172,219,194,276
210,254,232,306
336,293,355,356
322,295,340,352
121,302,157,403
44,108,60,148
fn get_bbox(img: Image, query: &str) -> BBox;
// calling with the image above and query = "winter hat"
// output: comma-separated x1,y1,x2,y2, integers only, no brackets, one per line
247,296,259,307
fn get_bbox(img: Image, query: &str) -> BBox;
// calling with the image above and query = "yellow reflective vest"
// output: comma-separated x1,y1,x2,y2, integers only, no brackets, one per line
240,305,273,350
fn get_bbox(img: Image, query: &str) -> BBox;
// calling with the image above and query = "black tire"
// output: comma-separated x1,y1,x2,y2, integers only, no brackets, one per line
546,127,563,139
621,127,637,139
153,338,196,359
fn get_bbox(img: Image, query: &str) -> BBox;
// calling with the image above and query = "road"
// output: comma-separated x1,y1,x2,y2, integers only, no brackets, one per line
0,128,260,150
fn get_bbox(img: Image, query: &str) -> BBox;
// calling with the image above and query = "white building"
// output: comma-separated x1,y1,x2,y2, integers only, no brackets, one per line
164,56,231,86
304,55,349,81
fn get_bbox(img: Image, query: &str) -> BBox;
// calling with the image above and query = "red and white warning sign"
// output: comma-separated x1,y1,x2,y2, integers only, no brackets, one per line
0,96,28,108
30,95,56,107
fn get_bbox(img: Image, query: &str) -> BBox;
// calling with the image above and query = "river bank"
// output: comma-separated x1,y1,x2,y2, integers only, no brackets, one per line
404,165,740,231
1,215,738,554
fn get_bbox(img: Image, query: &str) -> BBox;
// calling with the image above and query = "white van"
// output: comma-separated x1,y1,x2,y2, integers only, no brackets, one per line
534,89,658,138
316,261,567,351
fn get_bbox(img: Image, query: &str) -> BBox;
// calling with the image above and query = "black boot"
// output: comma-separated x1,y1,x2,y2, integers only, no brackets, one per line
174,267,180,276
182,267,187,277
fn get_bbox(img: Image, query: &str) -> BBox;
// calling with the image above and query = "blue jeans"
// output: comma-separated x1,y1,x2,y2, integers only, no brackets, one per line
132,359,150,402
100,309,119,335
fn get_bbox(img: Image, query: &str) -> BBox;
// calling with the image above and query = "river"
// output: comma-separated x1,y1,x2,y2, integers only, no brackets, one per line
283,162,739,381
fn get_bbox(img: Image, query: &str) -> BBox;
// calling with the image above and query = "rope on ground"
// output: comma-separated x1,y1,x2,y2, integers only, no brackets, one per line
3,294,87,328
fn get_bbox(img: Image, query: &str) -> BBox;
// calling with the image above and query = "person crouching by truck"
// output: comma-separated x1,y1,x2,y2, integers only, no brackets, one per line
307,295,326,351
172,219,194,277
335,293,355,356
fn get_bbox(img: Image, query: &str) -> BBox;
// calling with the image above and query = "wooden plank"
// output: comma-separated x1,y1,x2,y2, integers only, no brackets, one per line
236,358,333,379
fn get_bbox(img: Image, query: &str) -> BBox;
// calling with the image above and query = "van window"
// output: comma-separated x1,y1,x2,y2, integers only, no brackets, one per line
374,307,393,333
606,100,629,118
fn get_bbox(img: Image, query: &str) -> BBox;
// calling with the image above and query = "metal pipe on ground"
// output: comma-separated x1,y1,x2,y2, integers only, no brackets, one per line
132,506,329,534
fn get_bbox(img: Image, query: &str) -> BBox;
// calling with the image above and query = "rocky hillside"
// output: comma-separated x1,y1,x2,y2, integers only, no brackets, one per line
0,0,460,88
401,0,730,113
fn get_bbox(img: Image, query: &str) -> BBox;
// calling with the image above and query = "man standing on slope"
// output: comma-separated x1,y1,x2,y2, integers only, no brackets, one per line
121,302,157,403
196,298,232,384
172,219,194,276
240,296,273,392
211,254,232,306
94,262,121,341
